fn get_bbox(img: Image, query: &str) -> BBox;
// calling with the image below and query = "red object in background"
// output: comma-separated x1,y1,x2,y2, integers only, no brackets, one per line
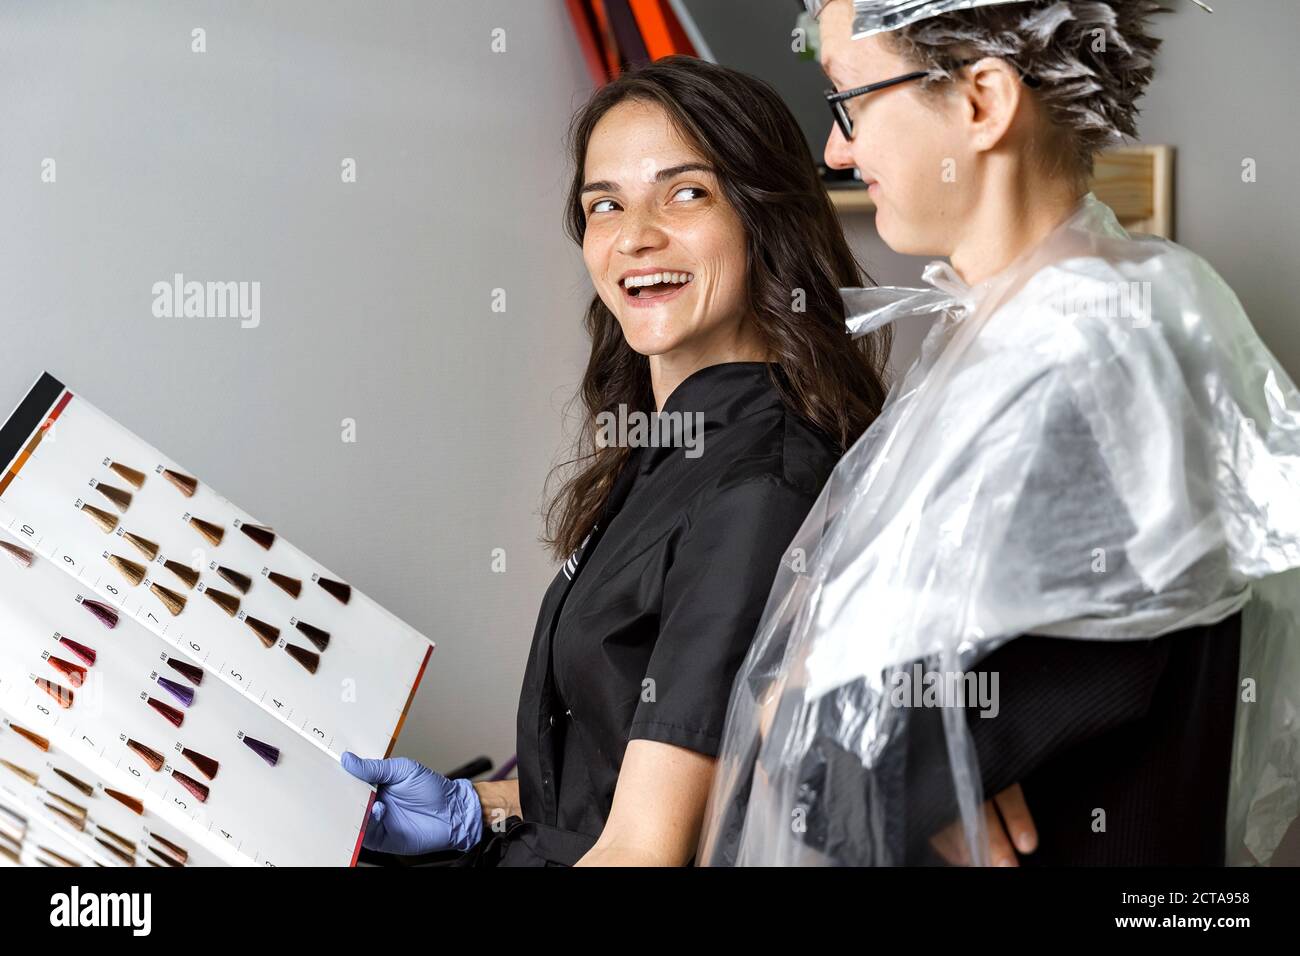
630,0,697,59
566,0,698,86
565,0,610,85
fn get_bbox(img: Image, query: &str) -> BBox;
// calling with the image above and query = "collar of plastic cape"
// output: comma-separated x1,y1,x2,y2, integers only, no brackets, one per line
802,0,1212,40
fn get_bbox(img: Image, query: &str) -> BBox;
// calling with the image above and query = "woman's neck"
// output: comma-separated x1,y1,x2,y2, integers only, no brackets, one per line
948,162,1085,286
649,325,770,411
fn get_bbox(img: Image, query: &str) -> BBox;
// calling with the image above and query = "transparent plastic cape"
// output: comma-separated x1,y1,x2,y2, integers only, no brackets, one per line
698,194,1300,866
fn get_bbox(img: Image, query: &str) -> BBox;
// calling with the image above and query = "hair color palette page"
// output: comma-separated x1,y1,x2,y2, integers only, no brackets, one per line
0,372,437,865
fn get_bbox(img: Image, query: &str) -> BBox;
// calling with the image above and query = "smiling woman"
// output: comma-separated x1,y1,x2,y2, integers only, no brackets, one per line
550,54,892,559
339,55,894,867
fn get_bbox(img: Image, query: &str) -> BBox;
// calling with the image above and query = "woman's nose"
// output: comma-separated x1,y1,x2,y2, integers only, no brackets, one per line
824,124,856,171
615,208,669,256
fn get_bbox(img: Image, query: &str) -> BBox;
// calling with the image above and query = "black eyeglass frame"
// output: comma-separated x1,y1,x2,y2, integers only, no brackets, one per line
825,59,1042,140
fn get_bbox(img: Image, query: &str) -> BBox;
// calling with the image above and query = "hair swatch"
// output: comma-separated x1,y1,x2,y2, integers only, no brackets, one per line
0,540,33,568
98,826,137,855
109,461,147,488
244,616,280,649
58,636,97,667
80,598,119,629
105,789,145,815
10,723,50,752
189,516,224,546
47,792,88,819
122,531,160,560
317,577,352,605
149,832,189,864
268,571,301,598
46,656,86,688
94,836,134,864
239,523,276,550
146,696,184,728
37,846,79,866
80,503,119,534
0,759,39,787
181,748,219,780
149,845,183,867
108,554,147,586
49,805,87,833
294,620,330,652
166,657,203,686
217,566,252,594
150,583,187,617
203,587,240,617
241,735,280,767
52,768,94,797
171,769,209,804
34,677,73,709
163,559,200,589
94,483,133,513
285,643,320,674
126,739,165,772
163,468,198,497
156,675,194,708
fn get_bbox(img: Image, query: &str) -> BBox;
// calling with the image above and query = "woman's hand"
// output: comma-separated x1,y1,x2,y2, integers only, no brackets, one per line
341,752,484,856
929,783,1039,866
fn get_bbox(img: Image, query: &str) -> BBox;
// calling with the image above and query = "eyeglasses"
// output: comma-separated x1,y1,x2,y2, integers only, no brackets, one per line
825,59,1042,141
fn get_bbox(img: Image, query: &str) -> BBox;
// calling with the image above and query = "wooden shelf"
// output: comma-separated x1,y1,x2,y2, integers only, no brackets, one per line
829,145,1175,239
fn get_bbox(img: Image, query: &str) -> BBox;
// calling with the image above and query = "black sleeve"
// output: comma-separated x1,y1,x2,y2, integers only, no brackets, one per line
899,633,1172,858
628,477,813,757
789,635,1172,865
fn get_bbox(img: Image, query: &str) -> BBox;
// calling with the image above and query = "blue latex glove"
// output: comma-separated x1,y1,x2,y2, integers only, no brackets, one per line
341,752,483,856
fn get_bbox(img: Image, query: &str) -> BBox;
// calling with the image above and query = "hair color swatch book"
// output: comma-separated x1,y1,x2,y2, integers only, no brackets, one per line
0,534,376,866
0,372,438,864
0,711,228,868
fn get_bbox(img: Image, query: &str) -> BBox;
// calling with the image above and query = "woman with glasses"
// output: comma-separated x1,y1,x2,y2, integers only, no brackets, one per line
701,0,1300,867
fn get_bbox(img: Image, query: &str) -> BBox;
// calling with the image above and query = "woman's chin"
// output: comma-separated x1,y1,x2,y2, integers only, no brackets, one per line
875,212,936,259
616,318,685,357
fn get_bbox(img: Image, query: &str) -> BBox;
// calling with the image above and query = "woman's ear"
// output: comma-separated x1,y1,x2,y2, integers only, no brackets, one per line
960,57,1025,154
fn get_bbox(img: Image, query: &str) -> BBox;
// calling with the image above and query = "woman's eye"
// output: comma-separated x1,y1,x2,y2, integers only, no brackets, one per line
670,186,707,203
589,198,619,214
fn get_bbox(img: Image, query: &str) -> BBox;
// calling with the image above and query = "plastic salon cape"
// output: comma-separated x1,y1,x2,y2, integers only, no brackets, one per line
697,194,1300,866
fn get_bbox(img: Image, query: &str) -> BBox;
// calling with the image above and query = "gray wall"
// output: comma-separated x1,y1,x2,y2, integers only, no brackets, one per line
0,0,595,774
2,0,1297,780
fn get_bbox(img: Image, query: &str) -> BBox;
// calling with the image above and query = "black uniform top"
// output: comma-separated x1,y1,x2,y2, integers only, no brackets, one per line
480,362,839,865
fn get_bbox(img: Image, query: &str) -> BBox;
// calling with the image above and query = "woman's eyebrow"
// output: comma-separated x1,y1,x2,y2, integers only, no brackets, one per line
653,162,713,181
580,163,714,194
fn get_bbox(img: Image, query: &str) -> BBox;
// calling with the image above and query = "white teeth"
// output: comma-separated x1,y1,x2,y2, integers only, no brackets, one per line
622,272,694,289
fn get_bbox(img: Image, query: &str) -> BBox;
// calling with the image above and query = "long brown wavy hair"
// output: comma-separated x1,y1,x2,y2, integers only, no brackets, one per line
545,55,891,559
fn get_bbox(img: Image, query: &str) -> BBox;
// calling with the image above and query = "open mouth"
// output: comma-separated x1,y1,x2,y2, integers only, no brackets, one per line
621,271,694,301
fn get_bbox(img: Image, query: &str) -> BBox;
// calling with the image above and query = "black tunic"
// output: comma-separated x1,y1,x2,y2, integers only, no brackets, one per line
702,382,1244,866
758,615,1242,866
462,362,839,866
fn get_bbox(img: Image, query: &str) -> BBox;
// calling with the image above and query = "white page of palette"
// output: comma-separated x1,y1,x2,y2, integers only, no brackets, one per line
0,535,376,866
0,791,104,868
0,373,434,762
0,712,230,868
